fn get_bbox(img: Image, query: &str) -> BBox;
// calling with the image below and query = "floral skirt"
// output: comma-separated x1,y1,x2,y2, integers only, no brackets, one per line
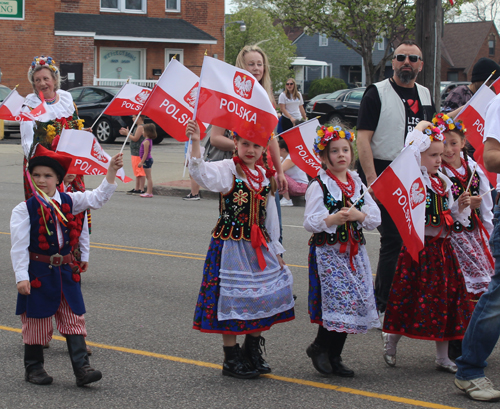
308,244,380,334
193,237,295,334
383,238,474,341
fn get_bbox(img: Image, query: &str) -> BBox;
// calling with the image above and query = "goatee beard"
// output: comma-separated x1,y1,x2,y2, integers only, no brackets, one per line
396,67,417,85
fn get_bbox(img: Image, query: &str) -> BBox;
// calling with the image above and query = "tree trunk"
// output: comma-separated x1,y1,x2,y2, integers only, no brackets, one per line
362,49,375,86
415,0,442,107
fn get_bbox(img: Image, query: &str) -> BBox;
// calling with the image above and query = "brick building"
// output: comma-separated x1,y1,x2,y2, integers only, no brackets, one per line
441,21,500,82
0,0,224,95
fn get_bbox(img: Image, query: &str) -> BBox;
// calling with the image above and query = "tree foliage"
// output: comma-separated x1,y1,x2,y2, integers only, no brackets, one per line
308,77,347,99
225,7,296,91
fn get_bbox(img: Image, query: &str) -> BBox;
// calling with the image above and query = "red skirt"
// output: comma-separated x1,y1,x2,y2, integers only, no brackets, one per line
383,237,474,341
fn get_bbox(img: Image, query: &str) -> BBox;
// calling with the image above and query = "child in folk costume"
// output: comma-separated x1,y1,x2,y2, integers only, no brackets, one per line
11,144,123,386
304,124,381,377
382,120,475,373
436,113,495,298
186,120,295,379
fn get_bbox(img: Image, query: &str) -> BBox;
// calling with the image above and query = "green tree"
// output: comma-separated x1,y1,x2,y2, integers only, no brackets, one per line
225,7,296,91
308,77,347,99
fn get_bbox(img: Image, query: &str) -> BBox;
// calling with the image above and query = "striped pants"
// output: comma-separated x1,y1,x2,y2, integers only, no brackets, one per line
21,296,87,345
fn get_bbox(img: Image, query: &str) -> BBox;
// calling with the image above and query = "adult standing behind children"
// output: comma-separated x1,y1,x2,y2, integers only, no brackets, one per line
119,115,146,195
356,40,436,316
279,78,306,132
137,123,156,198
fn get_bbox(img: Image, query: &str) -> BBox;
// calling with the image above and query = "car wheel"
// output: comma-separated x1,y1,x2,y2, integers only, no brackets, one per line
95,118,115,143
328,113,343,125
153,135,164,145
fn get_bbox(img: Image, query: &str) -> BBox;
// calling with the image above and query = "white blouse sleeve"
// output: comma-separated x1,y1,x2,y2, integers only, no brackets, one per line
303,180,335,234
10,202,30,283
79,214,90,263
359,185,381,231
265,193,285,255
69,178,117,214
449,188,471,226
476,165,494,236
188,157,236,194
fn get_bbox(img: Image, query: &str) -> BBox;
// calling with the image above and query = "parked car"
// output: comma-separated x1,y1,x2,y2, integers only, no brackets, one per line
304,93,332,116
68,86,167,144
440,81,470,103
0,84,20,137
307,87,366,126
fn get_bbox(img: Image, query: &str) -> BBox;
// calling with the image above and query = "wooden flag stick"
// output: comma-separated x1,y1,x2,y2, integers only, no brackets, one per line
119,112,142,154
347,187,370,212
466,162,478,192
480,187,495,197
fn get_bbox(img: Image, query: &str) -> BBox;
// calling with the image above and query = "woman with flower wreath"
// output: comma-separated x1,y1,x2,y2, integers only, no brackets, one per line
304,123,381,378
185,119,295,380
20,56,86,200
10,144,123,386
382,120,475,374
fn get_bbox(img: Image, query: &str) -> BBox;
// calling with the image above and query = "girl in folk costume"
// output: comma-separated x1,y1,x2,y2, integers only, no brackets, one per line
11,145,123,386
186,120,295,379
382,121,475,374
436,113,495,298
304,124,381,377
21,56,86,199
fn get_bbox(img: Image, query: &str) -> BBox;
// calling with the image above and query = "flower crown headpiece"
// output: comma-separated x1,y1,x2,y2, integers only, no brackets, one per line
29,56,58,75
313,125,355,157
432,112,467,135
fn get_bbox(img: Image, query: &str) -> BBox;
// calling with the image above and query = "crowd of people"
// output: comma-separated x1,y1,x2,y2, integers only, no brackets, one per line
8,42,500,403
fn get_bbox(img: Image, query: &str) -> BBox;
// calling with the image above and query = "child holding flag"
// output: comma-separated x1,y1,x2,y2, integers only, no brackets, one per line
11,145,123,386
119,114,146,195
382,120,475,373
185,119,295,379
137,123,156,198
303,124,381,377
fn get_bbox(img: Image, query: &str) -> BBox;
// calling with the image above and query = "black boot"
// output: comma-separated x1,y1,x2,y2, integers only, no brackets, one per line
223,344,260,379
328,331,354,377
306,343,333,375
24,344,53,385
66,334,102,387
330,356,355,377
241,334,271,374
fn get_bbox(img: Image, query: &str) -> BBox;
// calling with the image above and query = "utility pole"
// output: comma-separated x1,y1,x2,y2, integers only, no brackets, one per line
416,0,443,107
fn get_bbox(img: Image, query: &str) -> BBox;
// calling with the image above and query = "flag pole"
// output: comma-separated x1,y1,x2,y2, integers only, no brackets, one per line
347,187,370,212
119,112,142,154
466,162,478,192
455,70,496,120
481,187,495,197
182,134,192,178
90,81,128,130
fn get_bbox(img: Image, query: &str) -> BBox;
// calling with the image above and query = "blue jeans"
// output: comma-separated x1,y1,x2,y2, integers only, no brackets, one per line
456,205,500,380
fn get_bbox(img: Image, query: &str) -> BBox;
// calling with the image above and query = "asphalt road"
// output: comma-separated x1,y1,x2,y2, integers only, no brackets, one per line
0,138,497,409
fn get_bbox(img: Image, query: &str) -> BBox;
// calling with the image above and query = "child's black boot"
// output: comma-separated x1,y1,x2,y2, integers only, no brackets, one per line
66,334,102,387
24,344,53,385
242,334,271,374
223,344,260,379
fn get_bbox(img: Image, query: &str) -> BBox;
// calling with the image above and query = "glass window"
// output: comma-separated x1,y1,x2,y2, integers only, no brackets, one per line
165,48,184,65
319,34,328,47
447,72,459,81
100,48,143,79
0,86,11,102
101,0,145,12
68,88,83,102
166,0,180,12
345,90,364,102
80,89,109,104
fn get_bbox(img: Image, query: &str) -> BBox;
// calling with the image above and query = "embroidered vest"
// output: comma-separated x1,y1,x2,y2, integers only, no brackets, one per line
308,177,366,247
447,170,481,233
212,177,271,242
425,188,450,228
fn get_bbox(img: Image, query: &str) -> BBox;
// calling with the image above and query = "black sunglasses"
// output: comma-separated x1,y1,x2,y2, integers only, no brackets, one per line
286,83,294,86
394,54,421,63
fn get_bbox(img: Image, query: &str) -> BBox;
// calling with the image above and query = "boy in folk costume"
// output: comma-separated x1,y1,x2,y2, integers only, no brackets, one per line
11,144,123,386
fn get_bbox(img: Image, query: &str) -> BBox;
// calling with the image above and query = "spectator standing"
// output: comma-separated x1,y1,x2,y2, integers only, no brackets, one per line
356,40,436,317
278,139,308,207
279,78,307,132
119,115,146,195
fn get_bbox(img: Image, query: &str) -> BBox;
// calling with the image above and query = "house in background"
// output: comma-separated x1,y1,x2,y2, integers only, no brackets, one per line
0,0,223,95
441,21,500,81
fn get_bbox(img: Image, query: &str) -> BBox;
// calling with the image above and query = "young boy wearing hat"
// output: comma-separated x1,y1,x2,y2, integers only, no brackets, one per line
10,145,123,387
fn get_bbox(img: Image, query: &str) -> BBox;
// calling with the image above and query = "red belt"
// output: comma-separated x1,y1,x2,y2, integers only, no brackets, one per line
29,252,72,267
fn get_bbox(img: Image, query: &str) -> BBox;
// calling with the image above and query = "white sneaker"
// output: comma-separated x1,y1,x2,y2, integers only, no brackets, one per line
280,198,293,207
455,377,500,401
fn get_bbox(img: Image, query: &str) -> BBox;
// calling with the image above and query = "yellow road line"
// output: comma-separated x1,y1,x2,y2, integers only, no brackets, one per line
0,325,462,409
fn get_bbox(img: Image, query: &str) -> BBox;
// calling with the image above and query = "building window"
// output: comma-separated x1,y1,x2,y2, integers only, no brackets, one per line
319,34,328,47
100,47,145,79
101,0,146,13
348,66,361,85
165,49,184,65
447,72,459,81
376,36,384,51
166,0,180,12
489,35,495,56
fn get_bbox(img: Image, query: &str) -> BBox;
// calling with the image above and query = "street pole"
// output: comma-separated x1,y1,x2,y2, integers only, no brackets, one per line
416,0,443,107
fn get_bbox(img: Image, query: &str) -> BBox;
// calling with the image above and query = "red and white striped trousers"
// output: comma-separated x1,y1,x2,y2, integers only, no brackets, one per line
21,295,87,345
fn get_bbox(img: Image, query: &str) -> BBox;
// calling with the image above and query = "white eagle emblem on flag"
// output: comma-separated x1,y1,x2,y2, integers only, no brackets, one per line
233,73,254,99
410,180,425,208
134,89,151,104
184,83,199,108
90,138,109,163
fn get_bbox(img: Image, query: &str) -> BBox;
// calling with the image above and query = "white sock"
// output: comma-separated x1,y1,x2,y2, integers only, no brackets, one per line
386,334,402,356
435,341,454,366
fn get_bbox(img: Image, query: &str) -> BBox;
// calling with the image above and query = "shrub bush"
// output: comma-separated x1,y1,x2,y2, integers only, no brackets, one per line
308,77,347,99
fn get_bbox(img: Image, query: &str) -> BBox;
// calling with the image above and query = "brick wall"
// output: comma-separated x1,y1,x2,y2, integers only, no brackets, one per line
54,35,95,86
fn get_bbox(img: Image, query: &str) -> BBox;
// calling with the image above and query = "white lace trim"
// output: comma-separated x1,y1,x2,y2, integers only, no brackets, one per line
218,300,295,321
24,89,75,119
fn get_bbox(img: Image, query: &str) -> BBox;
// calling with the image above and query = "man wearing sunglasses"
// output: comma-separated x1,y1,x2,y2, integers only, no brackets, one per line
356,40,436,320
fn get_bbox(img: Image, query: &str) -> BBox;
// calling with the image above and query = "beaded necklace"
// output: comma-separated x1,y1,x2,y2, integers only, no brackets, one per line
45,94,57,105
326,169,355,198
429,174,446,197
233,157,264,191
442,158,468,185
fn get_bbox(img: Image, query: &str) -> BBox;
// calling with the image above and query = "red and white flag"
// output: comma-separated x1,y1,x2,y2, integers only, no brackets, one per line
142,58,205,142
56,129,132,183
280,118,322,178
103,83,152,116
371,147,426,261
455,82,497,186
0,88,25,120
195,56,278,147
